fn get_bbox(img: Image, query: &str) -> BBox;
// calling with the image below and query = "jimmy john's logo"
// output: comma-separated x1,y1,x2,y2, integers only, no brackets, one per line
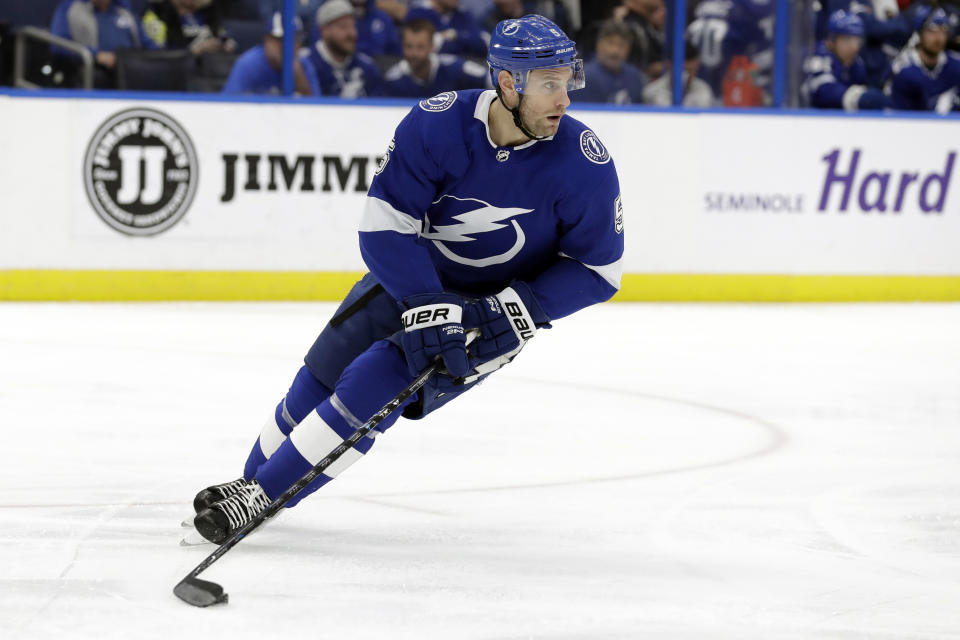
83,108,198,236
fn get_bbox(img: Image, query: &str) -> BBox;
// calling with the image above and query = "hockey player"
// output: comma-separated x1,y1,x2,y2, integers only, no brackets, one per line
801,10,890,111
191,14,625,544
889,6,960,111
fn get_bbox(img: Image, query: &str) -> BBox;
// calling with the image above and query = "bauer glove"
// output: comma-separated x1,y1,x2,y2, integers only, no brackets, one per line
400,292,469,378
460,282,550,379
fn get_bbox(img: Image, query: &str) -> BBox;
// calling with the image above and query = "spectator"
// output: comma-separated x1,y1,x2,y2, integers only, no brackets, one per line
141,0,236,56
460,0,494,21
304,0,383,96
483,0,523,32
382,17,487,97
50,0,156,87
802,10,889,111
614,0,666,79
406,0,488,58
483,0,569,34
221,12,321,95
816,1,911,87
643,40,715,107
687,0,774,99
349,0,403,56
575,20,645,104
889,6,960,111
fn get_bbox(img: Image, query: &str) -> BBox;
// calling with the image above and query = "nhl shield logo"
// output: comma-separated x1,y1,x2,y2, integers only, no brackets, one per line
496,149,510,162
83,108,198,236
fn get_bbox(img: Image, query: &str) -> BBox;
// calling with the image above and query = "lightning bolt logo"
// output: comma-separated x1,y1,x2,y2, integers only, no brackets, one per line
421,195,533,268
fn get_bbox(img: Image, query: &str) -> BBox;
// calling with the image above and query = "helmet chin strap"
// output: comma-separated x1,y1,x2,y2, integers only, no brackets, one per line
496,86,549,142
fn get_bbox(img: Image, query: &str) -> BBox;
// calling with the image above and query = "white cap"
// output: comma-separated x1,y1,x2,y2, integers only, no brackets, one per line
316,0,355,27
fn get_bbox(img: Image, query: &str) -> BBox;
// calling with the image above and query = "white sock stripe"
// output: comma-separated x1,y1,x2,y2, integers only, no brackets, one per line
290,410,357,466
280,398,297,429
258,415,288,458
323,447,364,478
330,393,364,429
496,287,537,342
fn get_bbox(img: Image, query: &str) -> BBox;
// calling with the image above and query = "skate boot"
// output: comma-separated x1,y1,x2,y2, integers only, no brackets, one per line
194,479,272,544
193,477,248,513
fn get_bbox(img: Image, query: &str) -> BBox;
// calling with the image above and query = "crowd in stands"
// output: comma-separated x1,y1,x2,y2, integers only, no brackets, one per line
1,0,959,112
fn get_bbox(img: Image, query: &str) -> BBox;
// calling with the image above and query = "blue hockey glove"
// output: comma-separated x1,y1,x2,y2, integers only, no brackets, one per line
460,282,550,378
400,293,469,378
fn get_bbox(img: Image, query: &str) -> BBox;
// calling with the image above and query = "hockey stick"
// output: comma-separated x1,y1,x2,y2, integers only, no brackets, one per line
173,359,441,607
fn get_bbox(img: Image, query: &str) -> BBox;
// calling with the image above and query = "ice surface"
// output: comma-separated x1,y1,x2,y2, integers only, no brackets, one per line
1,302,959,639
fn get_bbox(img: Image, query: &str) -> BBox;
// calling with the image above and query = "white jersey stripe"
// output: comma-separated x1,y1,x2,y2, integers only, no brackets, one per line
360,196,422,235
559,252,623,290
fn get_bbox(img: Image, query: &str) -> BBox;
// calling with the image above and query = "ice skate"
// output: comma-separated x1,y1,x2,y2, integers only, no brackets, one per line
193,479,272,545
192,477,248,513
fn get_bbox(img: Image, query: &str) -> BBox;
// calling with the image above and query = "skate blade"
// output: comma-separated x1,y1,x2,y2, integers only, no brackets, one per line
180,529,212,546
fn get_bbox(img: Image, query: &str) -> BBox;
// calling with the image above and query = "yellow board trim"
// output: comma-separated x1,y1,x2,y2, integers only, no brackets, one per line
1,270,959,302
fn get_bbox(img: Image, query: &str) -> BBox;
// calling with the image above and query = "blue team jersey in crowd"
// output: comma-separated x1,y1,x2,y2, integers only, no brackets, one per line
221,45,322,96
889,47,960,111
355,0,402,57
687,0,774,97
304,41,383,97
575,59,646,105
382,54,487,98
358,89,624,321
817,0,911,86
50,0,152,57
801,42,868,108
407,6,488,58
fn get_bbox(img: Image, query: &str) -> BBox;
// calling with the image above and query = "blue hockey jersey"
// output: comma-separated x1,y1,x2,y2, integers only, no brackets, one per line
801,42,868,108
303,40,383,98
686,0,774,97
358,89,624,322
889,48,960,111
382,54,487,98
816,0,911,87
355,0,402,57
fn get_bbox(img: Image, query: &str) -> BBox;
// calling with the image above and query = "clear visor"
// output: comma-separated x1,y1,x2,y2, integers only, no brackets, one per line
514,59,585,95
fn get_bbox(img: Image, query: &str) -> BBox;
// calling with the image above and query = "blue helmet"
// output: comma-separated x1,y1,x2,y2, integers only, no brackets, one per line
487,15,585,94
827,10,865,38
913,6,949,33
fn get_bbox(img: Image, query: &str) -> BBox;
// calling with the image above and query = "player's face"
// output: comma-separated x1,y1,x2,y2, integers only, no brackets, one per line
920,26,948,56
323,15,358,57
403,29,433,68
519,68,572,137
831,35,862,67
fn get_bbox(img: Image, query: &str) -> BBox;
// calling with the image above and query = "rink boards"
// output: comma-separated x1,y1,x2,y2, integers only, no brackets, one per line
1,91,958,301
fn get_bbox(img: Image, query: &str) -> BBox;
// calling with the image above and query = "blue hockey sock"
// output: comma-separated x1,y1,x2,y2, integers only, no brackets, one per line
243,365,333,480
254,340,415,506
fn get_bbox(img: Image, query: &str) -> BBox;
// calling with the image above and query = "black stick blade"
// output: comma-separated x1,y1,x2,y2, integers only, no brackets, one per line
174,576,229,607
